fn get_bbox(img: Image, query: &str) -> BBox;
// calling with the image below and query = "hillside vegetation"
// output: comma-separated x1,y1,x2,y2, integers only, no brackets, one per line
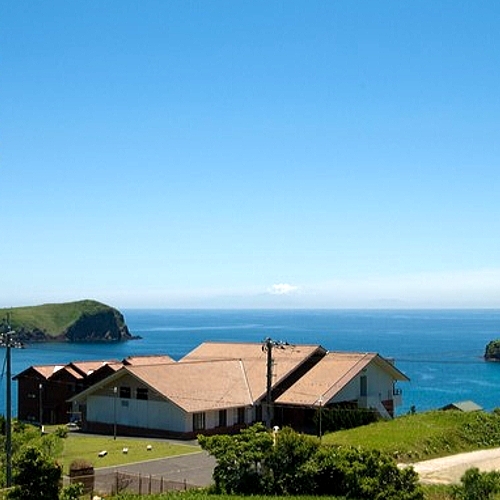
323,409,500,462
0,299,132,342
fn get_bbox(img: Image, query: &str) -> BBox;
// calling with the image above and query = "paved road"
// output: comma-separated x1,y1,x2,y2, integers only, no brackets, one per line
93,450,216,493
409,448,500,484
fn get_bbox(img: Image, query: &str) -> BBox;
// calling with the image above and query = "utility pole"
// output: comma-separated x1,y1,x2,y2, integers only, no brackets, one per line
264,338,273,428
3,328,14,487
262,338,290,429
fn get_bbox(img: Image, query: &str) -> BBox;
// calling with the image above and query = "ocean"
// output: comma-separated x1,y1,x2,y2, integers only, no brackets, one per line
2,309,500,416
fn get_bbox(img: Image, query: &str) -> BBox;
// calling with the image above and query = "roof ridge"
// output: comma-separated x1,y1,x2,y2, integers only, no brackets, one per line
239,358,254,403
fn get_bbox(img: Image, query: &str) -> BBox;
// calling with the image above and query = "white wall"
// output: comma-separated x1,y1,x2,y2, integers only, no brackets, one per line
330,363,395,404
87,395,188,433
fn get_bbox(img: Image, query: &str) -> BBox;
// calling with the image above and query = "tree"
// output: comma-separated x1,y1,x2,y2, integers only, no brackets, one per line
266,427,319,494
452,467,500,500
8,446,62,500
198,423,273,494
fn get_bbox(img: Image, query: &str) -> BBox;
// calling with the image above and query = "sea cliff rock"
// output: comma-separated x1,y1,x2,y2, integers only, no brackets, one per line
63,308,132,342
0,300,135,344
484,340,500,361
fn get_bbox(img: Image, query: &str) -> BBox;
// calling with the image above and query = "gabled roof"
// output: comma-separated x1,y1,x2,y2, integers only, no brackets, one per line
122,355,175,366
275,352,409,406
127,360,253,412
69,360,118,376
180,341,325,401
71,359,254,413
441,400,483,412
13,364,65,380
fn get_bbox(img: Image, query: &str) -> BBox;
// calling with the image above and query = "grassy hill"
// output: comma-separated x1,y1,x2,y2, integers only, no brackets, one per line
322,409,500,462
0,299,131,342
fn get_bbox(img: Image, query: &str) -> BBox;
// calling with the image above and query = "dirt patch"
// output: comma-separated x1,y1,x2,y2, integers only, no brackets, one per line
407,448,500,484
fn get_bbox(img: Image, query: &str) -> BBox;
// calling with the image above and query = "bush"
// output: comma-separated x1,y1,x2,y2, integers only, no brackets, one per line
198,424,273,494
199,424,423,499
60,482,84,500
315,405,379,433
55,426,68,439
8,445,62,500
452,467,500,500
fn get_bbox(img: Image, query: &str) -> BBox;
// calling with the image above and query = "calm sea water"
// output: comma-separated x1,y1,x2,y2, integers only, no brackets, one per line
2,309,500,416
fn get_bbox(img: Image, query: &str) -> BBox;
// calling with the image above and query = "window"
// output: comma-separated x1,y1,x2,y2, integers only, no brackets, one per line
255,405,262,423
237,407,245,425
360,376,367,397
218,409,227,427
193,412,206,431
136,388,148,400
120,386,131,399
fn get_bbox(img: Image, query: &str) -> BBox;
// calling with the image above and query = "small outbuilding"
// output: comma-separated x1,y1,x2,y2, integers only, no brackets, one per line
441,400,483,413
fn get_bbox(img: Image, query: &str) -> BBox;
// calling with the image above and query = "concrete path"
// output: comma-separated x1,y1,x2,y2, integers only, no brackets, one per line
409,448,500,484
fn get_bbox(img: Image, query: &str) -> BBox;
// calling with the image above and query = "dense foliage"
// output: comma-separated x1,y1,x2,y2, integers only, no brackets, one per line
0,422,63,488
452,468,500,500
8,446,62,500
314,405,379,433
199,424,423,499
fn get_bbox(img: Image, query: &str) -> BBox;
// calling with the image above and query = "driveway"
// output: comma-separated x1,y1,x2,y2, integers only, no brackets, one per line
409,448,500,484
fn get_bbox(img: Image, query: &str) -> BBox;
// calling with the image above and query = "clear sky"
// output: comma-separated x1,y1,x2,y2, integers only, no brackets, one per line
1,1,499,309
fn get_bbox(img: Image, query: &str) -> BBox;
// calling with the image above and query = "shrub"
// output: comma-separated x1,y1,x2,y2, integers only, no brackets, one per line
200,424,423,499
315,405,379,433
452,467,500,500
302,446,423,500
60,482,84,500
198,423,273,494
8,445,62,500
55,426,68,438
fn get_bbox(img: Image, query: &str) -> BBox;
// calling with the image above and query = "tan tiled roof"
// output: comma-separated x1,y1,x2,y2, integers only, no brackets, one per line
60,366,85,379
70,360,117,376
180,341,324,401
275,352,407,406
125,359,253,412
33,365,65,379
123,355,175,366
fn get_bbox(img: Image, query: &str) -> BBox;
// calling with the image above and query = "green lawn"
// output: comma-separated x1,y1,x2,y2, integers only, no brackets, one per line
322,410,500,462
59,434,200,473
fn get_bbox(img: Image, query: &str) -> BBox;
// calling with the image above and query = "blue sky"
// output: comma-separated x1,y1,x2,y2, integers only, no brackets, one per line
1,1,499,308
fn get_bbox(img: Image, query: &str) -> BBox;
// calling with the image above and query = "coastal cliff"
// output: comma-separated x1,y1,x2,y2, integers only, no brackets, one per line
0,300,134,344
484,340,500,361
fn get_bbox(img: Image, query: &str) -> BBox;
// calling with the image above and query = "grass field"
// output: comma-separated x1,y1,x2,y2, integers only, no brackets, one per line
322,409,500,462
58,434,200,473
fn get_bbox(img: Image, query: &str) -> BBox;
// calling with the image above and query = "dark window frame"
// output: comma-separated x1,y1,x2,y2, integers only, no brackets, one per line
120,386,131,399
193,412,206,431
136,387,149,400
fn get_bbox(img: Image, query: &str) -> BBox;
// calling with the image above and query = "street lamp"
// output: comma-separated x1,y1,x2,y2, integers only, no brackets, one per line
318,396,323,441
113,386,118,440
